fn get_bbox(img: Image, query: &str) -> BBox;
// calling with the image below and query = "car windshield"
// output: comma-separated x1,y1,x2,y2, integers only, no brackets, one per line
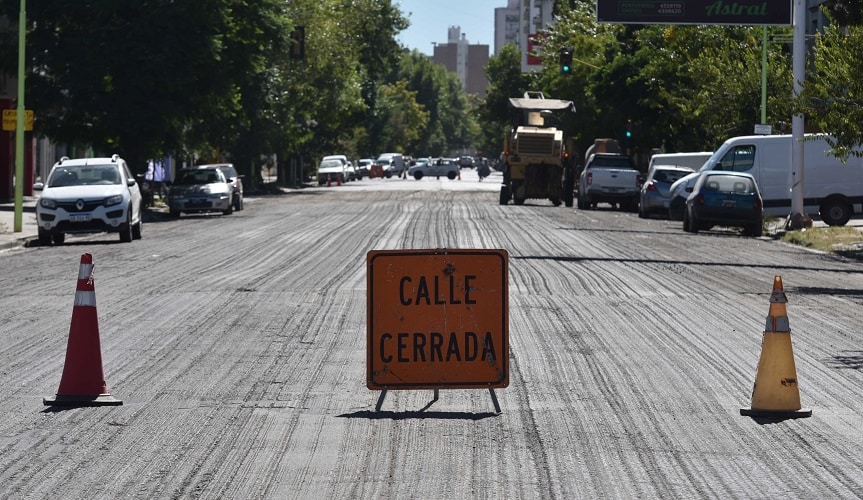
319,160,342,169
176,169,221,185
48,165,121,187
702,175,756,194
653,169,692,183
589,156,635,170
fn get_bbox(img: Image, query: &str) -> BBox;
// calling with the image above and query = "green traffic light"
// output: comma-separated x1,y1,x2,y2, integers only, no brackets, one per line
563,65,571,72
626,130,632,138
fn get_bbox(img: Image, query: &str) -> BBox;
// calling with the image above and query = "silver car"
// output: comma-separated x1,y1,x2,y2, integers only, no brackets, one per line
168,167,234,217
407,158,459,180
638,165,694,218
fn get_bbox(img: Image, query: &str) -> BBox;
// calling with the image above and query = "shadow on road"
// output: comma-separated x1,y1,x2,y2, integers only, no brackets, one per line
338,410,499,421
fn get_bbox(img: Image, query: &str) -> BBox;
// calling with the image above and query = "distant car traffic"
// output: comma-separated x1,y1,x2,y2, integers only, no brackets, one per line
407,158,460,180
638,165,694,218
683,171,763,237
345,161,357,182
356,159,373,178
199,163,243,211
168,166,234,217
317,158,347,185
33,155,143,245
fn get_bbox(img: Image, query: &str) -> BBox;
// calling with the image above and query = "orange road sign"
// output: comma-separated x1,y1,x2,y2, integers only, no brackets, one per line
367,249,509,390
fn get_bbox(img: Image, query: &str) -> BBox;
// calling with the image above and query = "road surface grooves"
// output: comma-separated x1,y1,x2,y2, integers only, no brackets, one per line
1,188,862,498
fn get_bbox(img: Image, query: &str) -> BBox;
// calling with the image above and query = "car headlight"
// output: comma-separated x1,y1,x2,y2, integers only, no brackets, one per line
40,198,57,209
104,194,123,207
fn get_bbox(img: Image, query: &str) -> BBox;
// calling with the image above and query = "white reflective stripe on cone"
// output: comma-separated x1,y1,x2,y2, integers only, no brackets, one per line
74,291,97,307
78,264,94,279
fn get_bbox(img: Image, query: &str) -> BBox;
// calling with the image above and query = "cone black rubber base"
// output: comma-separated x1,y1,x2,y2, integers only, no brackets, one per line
740,407,811,419
43,394,123,407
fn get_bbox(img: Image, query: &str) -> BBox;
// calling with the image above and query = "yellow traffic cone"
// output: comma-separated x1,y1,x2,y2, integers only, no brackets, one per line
740,276,811,418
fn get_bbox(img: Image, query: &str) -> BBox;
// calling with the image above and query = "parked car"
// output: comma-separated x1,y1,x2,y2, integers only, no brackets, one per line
317,158,346,185
577,153,642,211
683,171,763,237
199,163,243,211
33,155,143,245
458,156,475,169
356,159,373,178
667,171,701,220
345,161,357,181
638,165,694,218
407,158,460,180
377,153,406,178
167,166,234,217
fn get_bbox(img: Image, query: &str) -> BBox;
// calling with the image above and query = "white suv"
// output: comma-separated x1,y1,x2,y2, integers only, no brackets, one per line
33,155,143,245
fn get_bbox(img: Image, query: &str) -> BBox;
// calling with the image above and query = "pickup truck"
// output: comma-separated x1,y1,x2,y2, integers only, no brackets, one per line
577,153,643,211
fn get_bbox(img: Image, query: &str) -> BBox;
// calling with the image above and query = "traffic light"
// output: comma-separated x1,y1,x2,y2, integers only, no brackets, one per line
290,26,305,60
625,118,633,138
560,49,573,74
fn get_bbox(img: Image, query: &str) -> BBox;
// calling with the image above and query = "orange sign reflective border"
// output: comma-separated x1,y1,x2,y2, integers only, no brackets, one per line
367,249,509,390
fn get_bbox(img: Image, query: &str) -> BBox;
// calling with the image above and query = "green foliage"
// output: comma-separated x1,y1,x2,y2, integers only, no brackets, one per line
476,44,531,157
797,22,863,159
534,1,796,163
375,79,429,152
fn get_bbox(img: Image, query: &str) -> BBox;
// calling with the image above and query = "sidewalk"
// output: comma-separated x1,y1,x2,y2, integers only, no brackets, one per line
0,197,39,251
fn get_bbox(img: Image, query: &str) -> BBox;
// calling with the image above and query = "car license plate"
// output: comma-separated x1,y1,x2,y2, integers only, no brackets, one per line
722,199,736,207
70,214,91,222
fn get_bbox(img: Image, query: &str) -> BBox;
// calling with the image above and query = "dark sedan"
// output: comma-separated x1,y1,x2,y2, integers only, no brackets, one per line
683,171,763,237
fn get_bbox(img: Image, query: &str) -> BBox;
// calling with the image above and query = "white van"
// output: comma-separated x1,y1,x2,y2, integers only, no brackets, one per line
376,153,405,178
647,152,712,175
699,134,863,226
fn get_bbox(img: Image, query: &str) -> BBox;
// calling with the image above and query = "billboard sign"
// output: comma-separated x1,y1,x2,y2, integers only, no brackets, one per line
597,1,792,26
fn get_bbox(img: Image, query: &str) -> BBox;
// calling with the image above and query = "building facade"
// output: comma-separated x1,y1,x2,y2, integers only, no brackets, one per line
432,26,490,96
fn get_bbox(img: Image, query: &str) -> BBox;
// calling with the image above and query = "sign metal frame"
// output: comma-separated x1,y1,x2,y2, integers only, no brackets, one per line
367,248,509,411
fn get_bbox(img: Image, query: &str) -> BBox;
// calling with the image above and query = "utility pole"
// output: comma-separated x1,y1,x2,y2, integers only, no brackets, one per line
788,0,811,229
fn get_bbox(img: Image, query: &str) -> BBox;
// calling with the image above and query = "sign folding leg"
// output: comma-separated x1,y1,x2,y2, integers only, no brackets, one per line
375,388,502,413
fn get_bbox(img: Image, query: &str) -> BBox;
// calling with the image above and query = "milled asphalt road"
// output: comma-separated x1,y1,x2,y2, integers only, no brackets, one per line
2,169,863,498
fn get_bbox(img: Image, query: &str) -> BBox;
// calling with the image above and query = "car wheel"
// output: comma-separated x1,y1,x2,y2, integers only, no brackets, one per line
169,207,181,218
132,217,143,240
447,171,457,180
820,198,851,226
234,193,244,211
38,229,52,246
577,195,587,210
745,223,762,237
688,212,700,234
119,209,133,242
52,232,65,245
414,172,423,180
514,197,525,206
223,202,233,216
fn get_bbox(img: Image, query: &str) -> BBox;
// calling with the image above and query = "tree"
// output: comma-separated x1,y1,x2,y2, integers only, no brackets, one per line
798,20,863,158
0,0,292,174
476,44,531,159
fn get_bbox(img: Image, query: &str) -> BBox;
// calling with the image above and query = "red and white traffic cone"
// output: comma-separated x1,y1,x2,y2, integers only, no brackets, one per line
327,178,332,187
44,254,122,406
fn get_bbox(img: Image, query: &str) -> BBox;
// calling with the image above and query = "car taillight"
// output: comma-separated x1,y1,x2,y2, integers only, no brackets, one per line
645,182,658,192
587,172,593,186
694,194,705,206
754,197,762,210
